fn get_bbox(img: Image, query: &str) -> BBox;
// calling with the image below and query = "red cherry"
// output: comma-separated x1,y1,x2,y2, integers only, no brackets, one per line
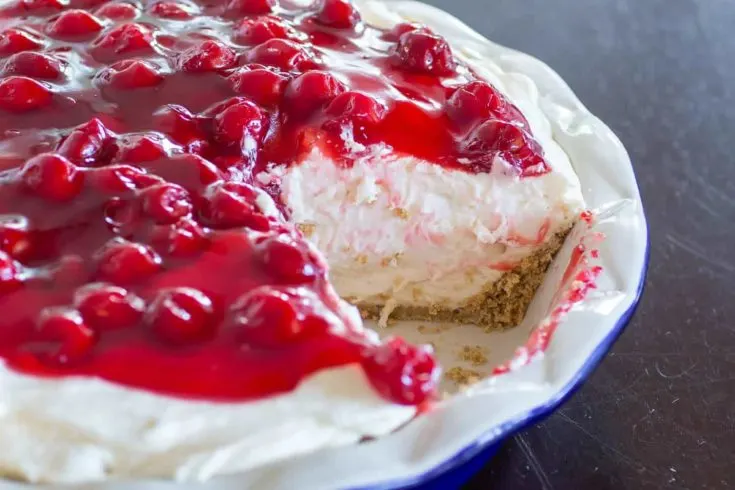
246,38,314,72
74,283,145,330
463,120,528,154
115,133,168,163
226,0,274,15
179,40,236,73
95,239,162,284
325,91,386,124
18,0,66,13
361,337,439,405
91,23,155,60
97,59,164,89
284,70,347,118
150,1,197,19
152,104,204,146
103,197,142,235
3,51,64,79
90,164,163,193
95,2,139,20
446,81,506,127
47,9,104,39
141,154,222,191
234,15,292,45
201,181,269,230
147,288,216,344
150,217,209,256
314,0,361,29
0,215,33,261
0,76,53,113
213,99,268,147
57,118,110,166
230,288,305,347
139,183,193,224
0,250,22,293
259,235,317,284
228,67,288,106
36,308,95,365
383,22,421,42
20,153,83,201
0,29,45,56
392,29,455,76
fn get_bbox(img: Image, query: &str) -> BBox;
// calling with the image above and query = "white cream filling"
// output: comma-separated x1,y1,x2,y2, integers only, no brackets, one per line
273,2,585,309
0,0,585,484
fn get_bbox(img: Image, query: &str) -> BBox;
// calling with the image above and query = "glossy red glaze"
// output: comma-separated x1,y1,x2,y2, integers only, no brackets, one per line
0,0,550,404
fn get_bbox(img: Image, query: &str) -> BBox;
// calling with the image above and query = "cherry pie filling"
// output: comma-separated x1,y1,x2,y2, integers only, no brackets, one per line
0,0,550,405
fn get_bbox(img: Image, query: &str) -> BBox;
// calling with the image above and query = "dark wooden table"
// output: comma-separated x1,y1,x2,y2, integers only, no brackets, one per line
413,0,735,489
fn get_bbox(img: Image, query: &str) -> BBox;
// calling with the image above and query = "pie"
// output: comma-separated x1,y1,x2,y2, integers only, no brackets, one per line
0,0,584,482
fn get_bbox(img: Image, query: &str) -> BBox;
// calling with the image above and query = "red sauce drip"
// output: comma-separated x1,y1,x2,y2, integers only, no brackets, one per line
0,0,547,404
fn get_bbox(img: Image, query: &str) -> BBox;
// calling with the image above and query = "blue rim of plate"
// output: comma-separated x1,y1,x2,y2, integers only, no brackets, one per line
354,222,650,490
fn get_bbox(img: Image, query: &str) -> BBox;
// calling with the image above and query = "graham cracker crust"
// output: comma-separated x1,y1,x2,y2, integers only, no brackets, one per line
359,230,570,331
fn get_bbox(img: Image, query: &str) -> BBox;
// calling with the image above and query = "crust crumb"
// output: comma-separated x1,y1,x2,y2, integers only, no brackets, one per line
393,207,409,220
458,345,488,367
355,254,368,265
446,367,481,387
296,223,316,238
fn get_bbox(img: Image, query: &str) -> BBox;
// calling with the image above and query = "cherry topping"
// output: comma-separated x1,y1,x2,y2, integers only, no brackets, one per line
115,133,169,163
90,164,163,193
228,66,288,106
325,91,386,124
234,15,293,45
57,118,111,166
35,308,95,365
230,287,324,347
95,2,139,20
95,238,162,284
140,182,193,224
47,9,104,39
152,104,203,146
447,81,506,127
212,98,268,148
20,153,83,201
150,217,209,256
91,23,155,60
150,1,197,19
361,337,439,405
314,0,361,29
0,250,22,293
179,40,236,72
284,70,347,118
3,51,64,80
383,22,421,42
0,215,33,261
258,235,317,284
246,38,314,72
0,29,44,56
226,0,275,15
97,59,165,89
0,76,53,113
201,181,269,230
74,283,145,331
142,154,222,190
146,288,216,344
18,0,66,13
392,29,455,76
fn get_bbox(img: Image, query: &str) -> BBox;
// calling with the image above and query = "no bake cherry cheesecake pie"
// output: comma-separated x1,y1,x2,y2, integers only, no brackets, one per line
0,0,584,482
